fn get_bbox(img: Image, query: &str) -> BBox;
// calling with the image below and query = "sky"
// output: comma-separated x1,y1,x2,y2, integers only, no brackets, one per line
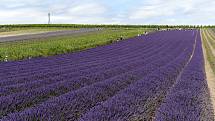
0,0,214,25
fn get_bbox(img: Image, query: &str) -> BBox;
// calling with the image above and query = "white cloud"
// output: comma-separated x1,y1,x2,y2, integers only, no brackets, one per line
0,0,109,24
51,1,108,24
0,0,215,25
68,3,106,16
128,0,215,25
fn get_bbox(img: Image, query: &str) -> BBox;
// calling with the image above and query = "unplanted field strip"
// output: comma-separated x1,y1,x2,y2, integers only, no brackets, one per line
0,28,100,42
207,29,215,41
201,30,215,119
203,46,215,120
202,30,215,56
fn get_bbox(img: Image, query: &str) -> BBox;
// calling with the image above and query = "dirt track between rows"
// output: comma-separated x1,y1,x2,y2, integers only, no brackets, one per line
0,28,101,42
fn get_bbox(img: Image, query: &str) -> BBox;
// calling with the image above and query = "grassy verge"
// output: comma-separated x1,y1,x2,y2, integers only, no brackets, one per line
201,29,215,74
0,28,152,61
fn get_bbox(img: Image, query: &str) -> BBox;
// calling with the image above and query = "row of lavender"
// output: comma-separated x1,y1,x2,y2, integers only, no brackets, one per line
0,32,166,84
79,30,214,121
0,30,213,120
0,30,173,119
154,31,214,120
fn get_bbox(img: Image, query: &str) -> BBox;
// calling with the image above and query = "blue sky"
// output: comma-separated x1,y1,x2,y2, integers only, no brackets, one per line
0,0,214,25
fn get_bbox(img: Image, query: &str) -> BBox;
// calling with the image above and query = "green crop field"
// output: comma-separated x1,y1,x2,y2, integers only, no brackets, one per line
0,28,153,61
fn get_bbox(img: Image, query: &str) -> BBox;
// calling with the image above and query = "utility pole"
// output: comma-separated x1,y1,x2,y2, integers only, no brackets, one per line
48,13,51,24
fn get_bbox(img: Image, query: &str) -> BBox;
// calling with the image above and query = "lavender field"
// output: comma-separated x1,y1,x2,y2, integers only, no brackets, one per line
0,30,214,121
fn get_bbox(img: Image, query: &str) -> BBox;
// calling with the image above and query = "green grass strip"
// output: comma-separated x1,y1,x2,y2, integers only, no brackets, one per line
0,28,151,61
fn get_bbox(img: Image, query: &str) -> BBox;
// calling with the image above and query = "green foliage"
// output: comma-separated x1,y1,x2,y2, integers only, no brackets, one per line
0,28,151,61
0,24,202,29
